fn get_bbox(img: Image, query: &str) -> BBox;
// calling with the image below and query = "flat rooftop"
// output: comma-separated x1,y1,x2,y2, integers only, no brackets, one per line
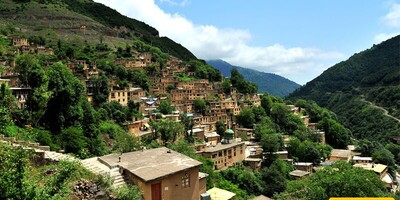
204,132,220,138
331,149,352,158
289,170,310,177
353,163,387,174
99,147,202,182
203,141,245,153
352,156,372,161
294,162,313,166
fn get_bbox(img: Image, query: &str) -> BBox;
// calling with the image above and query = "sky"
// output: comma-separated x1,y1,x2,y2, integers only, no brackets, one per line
93,0,400,85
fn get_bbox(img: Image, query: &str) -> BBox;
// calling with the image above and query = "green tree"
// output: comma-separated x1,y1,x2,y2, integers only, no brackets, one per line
230,69,258,94
318,118,351,149
15,54,39,86
261,133,283,164
113,131,141,153
356,139,383,156
372,148,396,167
386,143,400,162
128,69,150,91
270,103,291,131
91,75,110,106
252,106,267,123
180,114,195,142
236,108,255,128
57,126,86,155
262,159,294,196
158,99,174,115
222,79,232,95
151,120,184,144
193,98,207,114
42,62,85,133
81,100,105,156
275,162,389,200
0,84,14,135
261,134,282,155
253,116,275,141
216,120,226,137
220,165,265,196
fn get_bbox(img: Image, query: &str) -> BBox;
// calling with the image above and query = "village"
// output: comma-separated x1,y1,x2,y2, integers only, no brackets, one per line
1,35,398,200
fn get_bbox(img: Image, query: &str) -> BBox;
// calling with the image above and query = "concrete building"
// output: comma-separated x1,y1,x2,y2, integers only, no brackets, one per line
200,140,246,170
327,149,352,162
11,87,30,108
293,162,313,174
207,187,236,200
289,169,311,180
353,163,393,188
99,147,206,200
352,156,373,164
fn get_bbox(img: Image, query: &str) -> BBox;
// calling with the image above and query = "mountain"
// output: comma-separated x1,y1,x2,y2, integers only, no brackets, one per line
207,59,300,97
290,35,400,143
0,0,196,61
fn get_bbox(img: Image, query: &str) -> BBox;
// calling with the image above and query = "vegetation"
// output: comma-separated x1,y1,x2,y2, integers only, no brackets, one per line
187,59,222,82
207,59,300,97
0,144,117,199
1,1,397,199
290,35,400,144
275,162,391,200
230,69,258,94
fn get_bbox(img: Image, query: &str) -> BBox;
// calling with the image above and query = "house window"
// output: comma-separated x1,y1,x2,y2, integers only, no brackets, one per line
182,173,190,188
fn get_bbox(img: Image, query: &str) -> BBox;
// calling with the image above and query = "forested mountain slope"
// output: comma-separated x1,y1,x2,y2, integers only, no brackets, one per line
290,35,400,142
207,59,300,97
0,0,196,61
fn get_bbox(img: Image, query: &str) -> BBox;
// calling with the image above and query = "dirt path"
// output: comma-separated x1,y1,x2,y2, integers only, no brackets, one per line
360,98,400,123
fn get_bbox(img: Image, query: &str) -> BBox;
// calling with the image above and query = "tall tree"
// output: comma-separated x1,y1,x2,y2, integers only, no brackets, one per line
0,84,14,135
151,120,184,145
236,108,255,128
158,99,174,115
193,98,207,114
275,162,389,200
180,114,195,142
91,75,110,106
317,118,351,149
42,62,84,133
216,120,226,137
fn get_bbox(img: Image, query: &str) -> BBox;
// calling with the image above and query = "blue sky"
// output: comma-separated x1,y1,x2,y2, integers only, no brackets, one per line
95,0,400,84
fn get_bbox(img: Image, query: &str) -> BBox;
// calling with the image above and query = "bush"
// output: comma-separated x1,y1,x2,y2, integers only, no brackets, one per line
117,185,142,200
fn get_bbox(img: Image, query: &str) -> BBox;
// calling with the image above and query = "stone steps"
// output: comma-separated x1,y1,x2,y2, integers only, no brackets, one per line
0,136,130,188
44,151,77,162
81,157,111,175
81,159,129,188
113,173,129,188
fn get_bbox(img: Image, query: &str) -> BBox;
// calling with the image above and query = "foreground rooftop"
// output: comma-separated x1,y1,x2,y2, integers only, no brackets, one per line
99,147,202,182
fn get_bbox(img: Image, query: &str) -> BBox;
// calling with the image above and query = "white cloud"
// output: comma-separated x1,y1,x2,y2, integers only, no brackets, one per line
373,3,400,46
159,0,188,6
383,3,400,28
374,32,400,44
94,0,343,84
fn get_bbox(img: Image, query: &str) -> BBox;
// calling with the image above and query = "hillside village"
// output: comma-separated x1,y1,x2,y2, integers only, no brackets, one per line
1,31,399,200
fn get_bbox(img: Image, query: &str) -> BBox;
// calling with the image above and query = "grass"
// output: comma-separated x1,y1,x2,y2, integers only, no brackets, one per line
0,0,135,50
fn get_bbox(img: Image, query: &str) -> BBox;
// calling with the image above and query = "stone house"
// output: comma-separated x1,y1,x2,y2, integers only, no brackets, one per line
200,141,246,170
353,163,393,188
11,87,30,108
327,149,352,162
124,118,152,138
10,36,29,47
293,162,313,174
99,147,206,200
